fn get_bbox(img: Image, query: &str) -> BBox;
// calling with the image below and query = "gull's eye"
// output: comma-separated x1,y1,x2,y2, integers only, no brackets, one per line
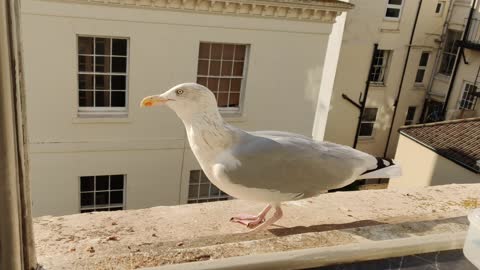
176,89,184,96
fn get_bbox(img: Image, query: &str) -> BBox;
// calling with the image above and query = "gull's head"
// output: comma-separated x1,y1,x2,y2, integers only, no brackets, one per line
140,83,218,119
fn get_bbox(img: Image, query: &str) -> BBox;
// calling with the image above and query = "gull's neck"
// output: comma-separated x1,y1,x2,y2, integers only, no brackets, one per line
181,109,236,158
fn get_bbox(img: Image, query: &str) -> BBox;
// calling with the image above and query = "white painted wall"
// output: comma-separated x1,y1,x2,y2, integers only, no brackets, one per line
21,0,343,216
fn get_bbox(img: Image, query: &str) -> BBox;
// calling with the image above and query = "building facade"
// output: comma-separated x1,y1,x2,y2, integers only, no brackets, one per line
21,0,351,216
324,0,480,160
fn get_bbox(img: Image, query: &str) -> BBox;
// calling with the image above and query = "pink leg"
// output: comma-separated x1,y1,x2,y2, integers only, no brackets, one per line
230,204,272,228
249,205,283,232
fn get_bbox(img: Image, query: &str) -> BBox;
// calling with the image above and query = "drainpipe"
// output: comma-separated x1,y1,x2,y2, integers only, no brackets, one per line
351,43,378,149
440,0,477,118
383,0,423,158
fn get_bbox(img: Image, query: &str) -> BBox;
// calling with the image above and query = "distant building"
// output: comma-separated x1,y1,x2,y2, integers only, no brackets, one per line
323,0,480,162
21,0,352,216
389,118,480,188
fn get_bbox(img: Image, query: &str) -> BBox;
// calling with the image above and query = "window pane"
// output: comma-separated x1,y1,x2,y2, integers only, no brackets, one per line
419,52,429,66
79,91,94,107
95,192,109,205
207,78,219,92
229,93,240,107
231,78,242,91
406,106,416,120
111,75,126,90
217,93,229,107
199,184,210,197
80,176,94,192
210,185,220,196
362,108,377,121
95,38,111,55
209,60,221,76
81,193,94,207
359,123,374,136
388,0,402,5
95,91,110,107
197,77,207,87
111,92,126,107
188,185,198,198
95,176,108,191
190,170,200,183
78,74,94,90
200,172,210,183
78,56,93,72
219,79,230,92
233,62,244,76
221,61,233,76
198,43,210,59
197,60,209,76
78,37,93,54
385,8,400,18
234,45,246,60
112,57,127,73
95,75,110,90
95,56,110,73
110,207,123,211
415,69,425,83
435,3,442,13
110,175,124,189
110,191,123,204
112,39,127,56
223,44,234,60
211,44,223,60
81,209,94,213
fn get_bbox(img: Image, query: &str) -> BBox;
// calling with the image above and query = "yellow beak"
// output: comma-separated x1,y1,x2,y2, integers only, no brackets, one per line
140,95,169,107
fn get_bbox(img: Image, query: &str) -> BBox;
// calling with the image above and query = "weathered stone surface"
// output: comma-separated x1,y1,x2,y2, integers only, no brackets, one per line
34,184,480,269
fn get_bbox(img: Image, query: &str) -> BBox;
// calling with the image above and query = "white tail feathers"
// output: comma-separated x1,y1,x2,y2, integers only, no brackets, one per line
358,158,402,179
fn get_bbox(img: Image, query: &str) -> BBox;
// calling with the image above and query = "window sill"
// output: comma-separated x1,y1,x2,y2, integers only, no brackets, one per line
369,82,386,87
73,113,130,123
33,184,480,269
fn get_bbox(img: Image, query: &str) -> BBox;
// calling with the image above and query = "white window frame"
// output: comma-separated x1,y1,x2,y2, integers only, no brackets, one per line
384,0,404,21
77,35,129,117
435,1,445,16
459,82,478,110
187,170,231,204
415,52,430,85
196,42,249,115
404,106,416,125
79,174,126,212
359,108,378,138
370,50,391,85
438,30,462,76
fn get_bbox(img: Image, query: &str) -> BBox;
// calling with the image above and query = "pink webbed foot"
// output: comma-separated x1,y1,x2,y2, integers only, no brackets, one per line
229,204,272,229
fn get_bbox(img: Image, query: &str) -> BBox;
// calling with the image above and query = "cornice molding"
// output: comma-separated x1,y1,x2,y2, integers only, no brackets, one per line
48,0,353,23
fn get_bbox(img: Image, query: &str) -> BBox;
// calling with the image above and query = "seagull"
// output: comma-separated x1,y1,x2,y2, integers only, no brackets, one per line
141,83,401,231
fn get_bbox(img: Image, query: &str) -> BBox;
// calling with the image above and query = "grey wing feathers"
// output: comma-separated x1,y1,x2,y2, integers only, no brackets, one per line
220,131,377,196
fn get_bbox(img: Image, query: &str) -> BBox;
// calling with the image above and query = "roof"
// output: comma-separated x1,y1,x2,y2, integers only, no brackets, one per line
399,117,480,173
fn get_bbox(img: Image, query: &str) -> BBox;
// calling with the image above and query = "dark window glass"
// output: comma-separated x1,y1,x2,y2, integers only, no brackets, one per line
81,193,94,207
79,91,94,107
359,123,374,136
419,53,429,66
385,8,400,18
78,37,93,54
362,108,378,121
110,175,124,189
388,0,402,4
112,57,127,73
95,192,109,205
80,176,94,192
78,74,94,90
78,56,93,72
95,38,111,55
111,75,126,90
110,191,123,204
95,91,110,107
96,176,109,191
111,92,125,107
95,56,110,73
112,39,127,56
415,70,426,83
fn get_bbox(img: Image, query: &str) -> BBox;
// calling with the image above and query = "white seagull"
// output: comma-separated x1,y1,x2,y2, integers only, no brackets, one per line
141,83,401,231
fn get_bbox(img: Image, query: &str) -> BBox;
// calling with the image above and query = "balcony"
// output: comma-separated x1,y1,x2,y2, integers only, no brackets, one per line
459,18,480,50
34,184,479,269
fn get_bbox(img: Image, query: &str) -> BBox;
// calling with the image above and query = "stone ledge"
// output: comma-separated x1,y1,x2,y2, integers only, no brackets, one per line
34,184,480,269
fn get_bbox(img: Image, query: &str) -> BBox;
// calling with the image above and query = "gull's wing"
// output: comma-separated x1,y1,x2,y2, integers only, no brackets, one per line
215,131,378,198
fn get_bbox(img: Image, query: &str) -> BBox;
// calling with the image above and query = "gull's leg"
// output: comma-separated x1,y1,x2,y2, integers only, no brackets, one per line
249,205,283,232
230,204,272,227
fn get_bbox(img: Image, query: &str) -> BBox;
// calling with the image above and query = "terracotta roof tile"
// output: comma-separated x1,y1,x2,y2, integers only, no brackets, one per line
399,117,480,173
